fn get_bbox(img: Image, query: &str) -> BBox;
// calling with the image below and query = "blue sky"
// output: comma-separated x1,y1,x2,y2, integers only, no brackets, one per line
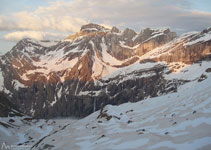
188,0,211,12
0,0,211,54
0,0,48,13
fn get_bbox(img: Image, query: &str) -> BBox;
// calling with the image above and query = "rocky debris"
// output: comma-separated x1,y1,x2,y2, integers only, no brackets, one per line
205,68,211,72
193,110,197,114
172,122,177,125
97,134,105,140
97,109,112,121
125,109,134,113
9,119,15,123
97,108,120,121
198,74,207,82
136,129,146,134
127,120,133,124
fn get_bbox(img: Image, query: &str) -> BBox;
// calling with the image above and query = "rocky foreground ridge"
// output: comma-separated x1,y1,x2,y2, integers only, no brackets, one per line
0,23,211,118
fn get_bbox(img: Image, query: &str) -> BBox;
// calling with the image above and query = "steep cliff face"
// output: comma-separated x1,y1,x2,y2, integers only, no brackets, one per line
0,23,210,118
0,92,23,117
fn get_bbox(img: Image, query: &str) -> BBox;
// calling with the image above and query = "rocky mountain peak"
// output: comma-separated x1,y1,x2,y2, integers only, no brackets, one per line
140,27,171,37
111,26,120,33
133,27,176,45
122,28,137,39
80,23,109,33
66,23,110,40
202,27,211,34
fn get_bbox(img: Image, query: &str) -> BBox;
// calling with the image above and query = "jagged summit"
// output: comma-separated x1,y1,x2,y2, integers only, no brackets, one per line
122,28,137,39
80,23,110,33
66,23,176,41
111,26,120,33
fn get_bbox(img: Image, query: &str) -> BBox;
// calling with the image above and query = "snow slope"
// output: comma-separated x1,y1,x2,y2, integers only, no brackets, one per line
0,117,76,149
32,70,211,150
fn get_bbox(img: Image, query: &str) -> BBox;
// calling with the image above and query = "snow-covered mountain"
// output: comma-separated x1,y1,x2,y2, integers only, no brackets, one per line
0,60,211,149
0,23,211,149
0,23,211,118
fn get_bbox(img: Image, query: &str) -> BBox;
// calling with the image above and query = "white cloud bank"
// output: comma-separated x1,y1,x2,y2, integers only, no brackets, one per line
4,31,68,41
0,0,211,41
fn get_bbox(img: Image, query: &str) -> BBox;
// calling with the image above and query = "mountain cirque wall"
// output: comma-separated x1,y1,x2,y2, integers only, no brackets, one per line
0,23,211,118
0,92,23,117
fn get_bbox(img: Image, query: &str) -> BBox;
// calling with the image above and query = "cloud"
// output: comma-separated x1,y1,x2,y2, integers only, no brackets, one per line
0,15,17,30
0,0,211,42
12,11,87,32
0,12,87,33
4,31,68,41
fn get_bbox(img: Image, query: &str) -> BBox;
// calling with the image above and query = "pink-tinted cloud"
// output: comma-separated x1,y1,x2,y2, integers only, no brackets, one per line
0,0,211,41
4,31,68,41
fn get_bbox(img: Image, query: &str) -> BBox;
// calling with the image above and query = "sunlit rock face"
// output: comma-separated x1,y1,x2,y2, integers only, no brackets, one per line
0,23,210,118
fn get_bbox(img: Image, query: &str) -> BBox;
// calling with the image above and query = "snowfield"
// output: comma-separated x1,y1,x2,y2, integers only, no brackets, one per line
0,61,211,150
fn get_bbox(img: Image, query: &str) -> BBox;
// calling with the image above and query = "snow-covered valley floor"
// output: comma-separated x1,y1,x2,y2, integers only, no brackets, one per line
1,63,211,150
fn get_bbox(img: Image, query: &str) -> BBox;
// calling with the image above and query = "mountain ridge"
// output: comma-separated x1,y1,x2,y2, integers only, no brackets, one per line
0,23,211,118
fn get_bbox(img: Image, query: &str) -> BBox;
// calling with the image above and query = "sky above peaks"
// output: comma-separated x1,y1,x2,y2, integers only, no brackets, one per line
0,0,211,54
